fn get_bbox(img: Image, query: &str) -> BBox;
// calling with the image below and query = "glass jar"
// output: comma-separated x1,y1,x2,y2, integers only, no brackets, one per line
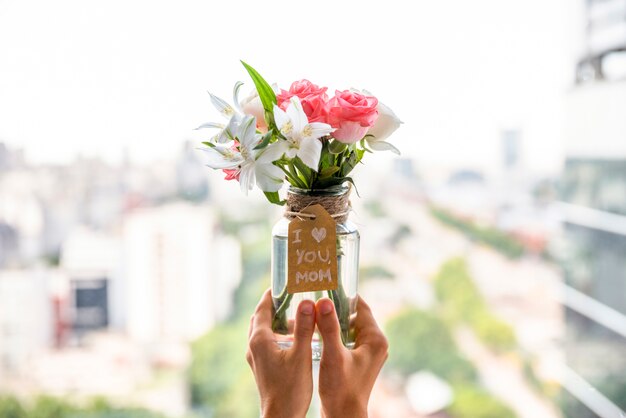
271,185,359,360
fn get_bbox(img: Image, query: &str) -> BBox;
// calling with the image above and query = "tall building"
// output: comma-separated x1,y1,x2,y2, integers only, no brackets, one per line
560,1,626,416
123,202,240,345
0,270,54,380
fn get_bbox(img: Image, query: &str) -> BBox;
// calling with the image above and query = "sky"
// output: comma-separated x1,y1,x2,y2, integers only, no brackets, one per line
0,0,577,174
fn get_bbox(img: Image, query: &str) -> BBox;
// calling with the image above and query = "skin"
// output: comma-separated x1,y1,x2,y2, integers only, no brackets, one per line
246,291,388,418
316,297,389,418
246,289,316,418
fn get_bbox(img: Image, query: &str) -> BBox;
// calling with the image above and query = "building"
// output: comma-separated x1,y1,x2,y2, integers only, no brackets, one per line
60,227,124,342
560,1,626,416
0,170,45,265
0,270,54,382
575,0,626,83
123,202,241,345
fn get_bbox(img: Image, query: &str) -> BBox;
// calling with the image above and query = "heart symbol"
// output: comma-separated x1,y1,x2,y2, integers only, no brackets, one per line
311,227,327,243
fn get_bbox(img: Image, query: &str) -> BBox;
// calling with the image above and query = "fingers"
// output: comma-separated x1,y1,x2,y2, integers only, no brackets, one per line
248,289,278,361
252,289,273,330
315,298,345,362
353,297,388,359
248,289,272,340
292,300,315,356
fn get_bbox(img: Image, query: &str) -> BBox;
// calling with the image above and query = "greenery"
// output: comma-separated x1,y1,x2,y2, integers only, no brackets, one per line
385,308,477,383
448,385,516,418
430,207,525,259
0,395,26,418
434,258,516,353
189,320,257,418
0,395,167,418
385,258,520,416
384,308,517,418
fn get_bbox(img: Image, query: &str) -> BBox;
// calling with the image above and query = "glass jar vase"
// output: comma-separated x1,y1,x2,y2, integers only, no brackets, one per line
271,185,359,360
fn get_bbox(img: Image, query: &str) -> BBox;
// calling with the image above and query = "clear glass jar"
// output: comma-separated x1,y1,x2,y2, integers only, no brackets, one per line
271,185,359,360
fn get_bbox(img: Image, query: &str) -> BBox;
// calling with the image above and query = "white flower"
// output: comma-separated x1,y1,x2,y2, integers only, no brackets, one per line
196,90,243,144
197,82,284,143
263,97,334,171
366,100,403,154
201,115,283,194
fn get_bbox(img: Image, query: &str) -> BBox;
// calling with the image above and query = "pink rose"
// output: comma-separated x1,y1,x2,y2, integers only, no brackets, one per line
277,79,329,123
327,90,378,143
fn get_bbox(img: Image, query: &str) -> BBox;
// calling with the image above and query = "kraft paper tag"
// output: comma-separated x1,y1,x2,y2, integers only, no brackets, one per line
287,204,338,294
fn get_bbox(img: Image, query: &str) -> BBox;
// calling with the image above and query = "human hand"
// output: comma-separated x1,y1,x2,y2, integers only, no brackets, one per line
316,296,388,418
246,289,316,418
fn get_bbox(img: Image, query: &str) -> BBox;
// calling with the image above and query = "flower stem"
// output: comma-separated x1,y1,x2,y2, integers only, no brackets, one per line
328,282,350,346
328,245,351,345
272,289,293,334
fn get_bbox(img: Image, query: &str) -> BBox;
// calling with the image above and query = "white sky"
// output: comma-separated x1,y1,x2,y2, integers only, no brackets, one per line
0,0,577,174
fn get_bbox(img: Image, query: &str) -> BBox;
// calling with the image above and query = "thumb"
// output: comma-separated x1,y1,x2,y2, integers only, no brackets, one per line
315,298,345,362
292,299,315,356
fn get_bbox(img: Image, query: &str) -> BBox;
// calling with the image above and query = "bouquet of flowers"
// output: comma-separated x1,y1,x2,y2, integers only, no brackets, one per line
197,61,402,203
197,62,401,350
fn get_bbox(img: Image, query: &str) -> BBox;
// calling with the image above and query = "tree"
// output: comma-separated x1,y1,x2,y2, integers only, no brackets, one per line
0,395,27,418
434,258,516,353
30,396,75,418
385,308,476,383
448,385,516,418
189,319,258,418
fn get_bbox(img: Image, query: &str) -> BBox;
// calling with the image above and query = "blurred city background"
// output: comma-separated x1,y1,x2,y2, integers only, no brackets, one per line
1,0,625,417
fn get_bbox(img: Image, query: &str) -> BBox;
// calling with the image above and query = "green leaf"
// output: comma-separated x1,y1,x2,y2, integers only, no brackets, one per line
263,191,285,206
341,148,366,177
320,166,340,178
328,140,348,155
340,151,357,177
201,141,216,148
293,157,313,179
241,61,277,120
318,141,334,169
253,132,273,150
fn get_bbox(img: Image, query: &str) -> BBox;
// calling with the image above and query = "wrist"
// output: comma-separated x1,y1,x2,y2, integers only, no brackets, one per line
261,400,307,418
321,398,367,418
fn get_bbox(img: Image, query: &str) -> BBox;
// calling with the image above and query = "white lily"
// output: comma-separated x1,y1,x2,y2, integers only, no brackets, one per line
195,83,246,144
264,96,334,171
201,115,284,194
